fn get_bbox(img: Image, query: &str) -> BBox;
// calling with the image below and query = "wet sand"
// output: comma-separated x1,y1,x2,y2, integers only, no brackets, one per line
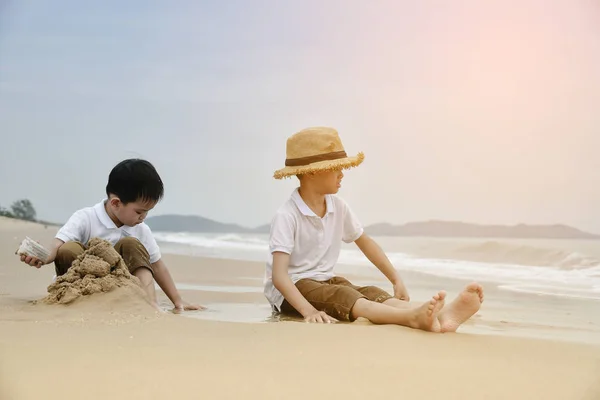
1,217,600,399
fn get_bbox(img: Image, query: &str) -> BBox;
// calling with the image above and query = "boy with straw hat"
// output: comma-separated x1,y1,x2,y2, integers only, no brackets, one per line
264,127,484,331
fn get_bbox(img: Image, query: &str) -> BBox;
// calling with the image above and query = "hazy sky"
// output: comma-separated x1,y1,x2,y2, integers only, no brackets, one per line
1,0,599,232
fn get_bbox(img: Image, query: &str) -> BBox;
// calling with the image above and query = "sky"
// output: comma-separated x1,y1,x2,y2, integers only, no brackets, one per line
1,0,599,232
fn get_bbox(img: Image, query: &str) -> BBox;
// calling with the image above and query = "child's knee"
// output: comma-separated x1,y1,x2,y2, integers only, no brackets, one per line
115,238,153,276
55,242,85,264
115,237,144,251
57,241,85,257
358,285,392,303
115,237,150,258
55,241,85,275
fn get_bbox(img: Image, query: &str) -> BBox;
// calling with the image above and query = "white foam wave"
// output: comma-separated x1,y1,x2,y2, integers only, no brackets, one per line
153,232,269,251
338,250,600,300
153,232,600,301
498,284,600,300
454,241,600,269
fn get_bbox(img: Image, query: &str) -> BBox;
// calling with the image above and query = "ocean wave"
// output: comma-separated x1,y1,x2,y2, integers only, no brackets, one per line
153,232,269,251
153,231,600,301
497,283,600,301
454,241,600,269
337,249,600,298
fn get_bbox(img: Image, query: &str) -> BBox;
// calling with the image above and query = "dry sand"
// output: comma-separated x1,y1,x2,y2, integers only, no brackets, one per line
1,217,599,400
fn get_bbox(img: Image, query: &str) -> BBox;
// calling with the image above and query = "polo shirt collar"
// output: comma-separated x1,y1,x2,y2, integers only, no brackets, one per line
291,188,335,217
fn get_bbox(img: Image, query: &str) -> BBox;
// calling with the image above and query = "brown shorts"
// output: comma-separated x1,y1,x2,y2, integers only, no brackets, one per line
281,276,393,321
54,237,154,276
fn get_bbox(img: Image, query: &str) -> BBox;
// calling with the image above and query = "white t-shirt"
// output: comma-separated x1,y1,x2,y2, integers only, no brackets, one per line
55,199,162,264
263,188,364,310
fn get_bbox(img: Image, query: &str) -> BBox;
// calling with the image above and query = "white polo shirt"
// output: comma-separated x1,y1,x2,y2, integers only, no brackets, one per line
263,188,364,310
55,199,161,264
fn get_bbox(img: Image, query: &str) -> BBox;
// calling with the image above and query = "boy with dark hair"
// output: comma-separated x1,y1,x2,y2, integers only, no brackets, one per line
20,159,203,313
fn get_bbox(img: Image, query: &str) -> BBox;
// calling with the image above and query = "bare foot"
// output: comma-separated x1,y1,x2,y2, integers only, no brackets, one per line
411,290,446,332
438,283,484,333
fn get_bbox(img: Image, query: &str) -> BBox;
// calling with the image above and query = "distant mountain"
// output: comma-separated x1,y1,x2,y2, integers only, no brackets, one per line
146,215,249,233
146,215,270,234
365,220,600,239
252,224,271,234
145,215,600,239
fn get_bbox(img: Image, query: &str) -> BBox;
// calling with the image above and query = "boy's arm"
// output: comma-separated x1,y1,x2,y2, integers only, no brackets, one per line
354,234,410,301
21,208,89,268
45,238,65,265
272,252,337,323
152,258,205,312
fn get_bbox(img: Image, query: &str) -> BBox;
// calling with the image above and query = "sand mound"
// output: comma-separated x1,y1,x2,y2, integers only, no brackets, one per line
44,238,142,305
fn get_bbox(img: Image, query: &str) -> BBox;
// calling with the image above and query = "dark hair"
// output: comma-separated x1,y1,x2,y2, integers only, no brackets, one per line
106,159,164,204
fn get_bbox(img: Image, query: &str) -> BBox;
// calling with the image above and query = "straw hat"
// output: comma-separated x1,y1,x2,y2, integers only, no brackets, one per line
273,127,365,179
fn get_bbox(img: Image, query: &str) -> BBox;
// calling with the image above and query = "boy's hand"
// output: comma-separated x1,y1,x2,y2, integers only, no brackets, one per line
173,301,206,314
16,238,60,269
304,310,338,324
19,255,45,268
393,281,410,302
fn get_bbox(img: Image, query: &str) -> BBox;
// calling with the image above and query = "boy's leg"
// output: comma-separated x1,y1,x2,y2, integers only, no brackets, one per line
281,278,364,321
332,276,412,310
353,278,484,332
350,294,444,332
54,241,86,276
114,237,157,306
331,276,394,304
332,276,445,332
286,278,445,331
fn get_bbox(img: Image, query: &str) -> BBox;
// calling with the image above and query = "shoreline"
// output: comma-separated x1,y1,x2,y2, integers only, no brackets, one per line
2,218,600,399
3,218,600,346
154,242,600,346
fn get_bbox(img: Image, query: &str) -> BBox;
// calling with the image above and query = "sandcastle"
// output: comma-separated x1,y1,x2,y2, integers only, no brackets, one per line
44,237,141,304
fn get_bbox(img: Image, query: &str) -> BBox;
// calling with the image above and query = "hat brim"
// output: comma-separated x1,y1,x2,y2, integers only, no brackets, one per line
273,152,364,179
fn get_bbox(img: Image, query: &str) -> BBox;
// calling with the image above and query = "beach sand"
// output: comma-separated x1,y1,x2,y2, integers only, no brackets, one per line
1,217,599,399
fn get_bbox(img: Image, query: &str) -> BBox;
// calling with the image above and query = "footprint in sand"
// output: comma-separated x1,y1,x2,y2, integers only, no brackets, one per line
438,283,484,333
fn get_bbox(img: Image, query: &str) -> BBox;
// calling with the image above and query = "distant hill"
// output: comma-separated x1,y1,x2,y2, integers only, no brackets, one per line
252,224,271,234
146,215,271,234
146,215,250,233
364,220,600,239
145,215,600,239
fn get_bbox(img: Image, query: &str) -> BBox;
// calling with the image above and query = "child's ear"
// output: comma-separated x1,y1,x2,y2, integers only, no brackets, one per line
109,197,121,208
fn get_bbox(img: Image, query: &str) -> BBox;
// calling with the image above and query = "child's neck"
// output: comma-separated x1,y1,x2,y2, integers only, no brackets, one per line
104,201,124,228
298,186,327,218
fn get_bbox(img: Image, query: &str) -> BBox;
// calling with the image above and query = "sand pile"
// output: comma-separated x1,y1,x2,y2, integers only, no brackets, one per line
44,238,142,304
